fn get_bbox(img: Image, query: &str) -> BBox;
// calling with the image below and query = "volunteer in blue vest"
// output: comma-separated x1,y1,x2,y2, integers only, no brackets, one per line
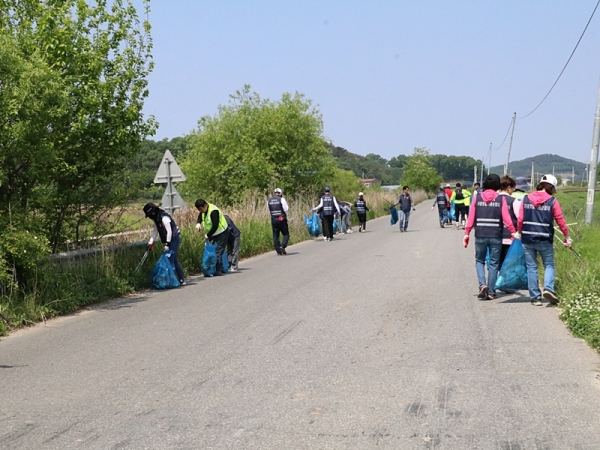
267,188,289,255
312,187,341,241
463,174,516,300
431,186,450,228
224,214,241,271
516,174,571,306
394,186,415,232
195,199,230,275
143,203,186,285
497,175,518,270
354,192,369,232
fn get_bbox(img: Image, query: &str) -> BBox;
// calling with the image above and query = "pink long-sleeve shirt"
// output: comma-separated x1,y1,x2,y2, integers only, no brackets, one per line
516,191,569,238
464,190,516,236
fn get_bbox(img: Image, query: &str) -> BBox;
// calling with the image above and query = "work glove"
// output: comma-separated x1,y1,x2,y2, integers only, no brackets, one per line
431,206,434,211
463,235,469,248
163,245,170,253
204,234,209,240
563,238,573,248
147,242,154,251
513,232,521,240
195,223,202,231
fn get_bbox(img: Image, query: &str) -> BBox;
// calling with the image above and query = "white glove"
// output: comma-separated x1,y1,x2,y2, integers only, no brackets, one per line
195,223,202,231
163,245,170,253
564,238,573,248
512,232,521,240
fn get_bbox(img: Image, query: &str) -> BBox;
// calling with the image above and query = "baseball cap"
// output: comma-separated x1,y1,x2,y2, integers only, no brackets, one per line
540,174,557,187
445,184,451,188
143,202,158,218
324,186,330,192
514,176,529,191
358,192,364,196
274,188,282,194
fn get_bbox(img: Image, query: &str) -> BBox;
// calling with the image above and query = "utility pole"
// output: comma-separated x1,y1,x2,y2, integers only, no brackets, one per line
504,112,517,175
488,143,492,175
473,165,477,186
531,162,535,188
480,157,484,184
585,80,600,224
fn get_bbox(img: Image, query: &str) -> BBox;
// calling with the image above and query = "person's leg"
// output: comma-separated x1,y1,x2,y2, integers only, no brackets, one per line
213,230,229,273
474,237,488,292
272,221,282,253
327,215,334,238
280,220,290,251
522,243,542,299
403,209,411,231
231,235,241,270
499,243,510,271
169,234,185,281
487,238,502,295
538,241,556,293
398,210,405,230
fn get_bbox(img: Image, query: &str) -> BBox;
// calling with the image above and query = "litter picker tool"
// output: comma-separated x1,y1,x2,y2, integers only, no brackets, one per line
135,248,151,273
553,225,583,261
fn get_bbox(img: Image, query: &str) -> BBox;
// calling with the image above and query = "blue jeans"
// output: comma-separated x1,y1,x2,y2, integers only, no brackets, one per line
438,208,448,224
399,210,411,230
475,237,502,294
168,233,185,281
522,241,555,299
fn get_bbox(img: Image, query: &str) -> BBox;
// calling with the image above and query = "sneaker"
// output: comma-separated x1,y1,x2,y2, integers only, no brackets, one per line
486,294,498,300
531,298,543,306
542,290,559,304
358,226,362,232
276,249,282,255
477,284,489,299
281,248,287,255
179,280,187,286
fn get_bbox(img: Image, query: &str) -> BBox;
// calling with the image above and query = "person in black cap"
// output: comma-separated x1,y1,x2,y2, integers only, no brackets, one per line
143,203,186,285
463,174,516,300
312,186,341,241
267,188,289,255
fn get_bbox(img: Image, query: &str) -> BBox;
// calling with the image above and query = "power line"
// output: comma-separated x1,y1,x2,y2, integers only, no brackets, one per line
493,118,513,151
518,0,600,119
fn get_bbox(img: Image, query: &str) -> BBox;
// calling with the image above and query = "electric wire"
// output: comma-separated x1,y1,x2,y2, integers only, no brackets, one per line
518,0,600,119
493,119,513,151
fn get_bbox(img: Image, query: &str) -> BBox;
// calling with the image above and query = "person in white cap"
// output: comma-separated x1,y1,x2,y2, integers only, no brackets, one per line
354,192,369,232
267,188,289,255
516,174,571,306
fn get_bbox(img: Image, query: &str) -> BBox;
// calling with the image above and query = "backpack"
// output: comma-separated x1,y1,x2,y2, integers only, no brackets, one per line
455,188,464,200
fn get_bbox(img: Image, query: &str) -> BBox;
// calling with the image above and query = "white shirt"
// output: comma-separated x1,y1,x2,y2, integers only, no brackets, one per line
148,215,173,245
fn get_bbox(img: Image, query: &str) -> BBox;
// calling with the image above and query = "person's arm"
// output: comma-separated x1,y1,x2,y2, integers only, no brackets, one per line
464,200,477,235
333,197,341,215
162,216,173,244
281,197,289,212
312,198,323,211
445,194,450,203
517,200,525,232
365,202,369,211
553,199,569,237
410,195,414,209
148,224,159,246
206,210,220,238
450,192,456,202
500,197,516,234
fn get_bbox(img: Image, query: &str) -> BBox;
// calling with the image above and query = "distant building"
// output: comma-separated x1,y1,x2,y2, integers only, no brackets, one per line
361,178,377,187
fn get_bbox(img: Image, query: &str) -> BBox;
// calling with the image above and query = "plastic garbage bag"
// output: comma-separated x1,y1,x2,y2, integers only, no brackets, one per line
222,251,229,273
495,239,528,290
333,218,338,234
202,242,217,277
389,206,398,225
449,201,455,221
151,251,180,289
304,211,322,237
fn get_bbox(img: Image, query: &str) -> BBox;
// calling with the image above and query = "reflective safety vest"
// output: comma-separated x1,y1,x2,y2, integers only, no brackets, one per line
203,203,228,237
522,196,555,244
473,193,503,239
268,196,286,220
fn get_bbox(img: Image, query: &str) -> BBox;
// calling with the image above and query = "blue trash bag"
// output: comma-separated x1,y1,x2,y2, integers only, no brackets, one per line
449,201,455,221
495,239,528,290
304,211,321,237
389,206,399,225
151,251,180,289
333,218,338,234
222,251,229,273
304,215,312,236
202,242,217,277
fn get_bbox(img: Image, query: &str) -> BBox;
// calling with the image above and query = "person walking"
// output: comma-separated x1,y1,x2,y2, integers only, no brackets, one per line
224,214,241,271
473,182,482,195
195,199,230,275
395,186,415,232
354,192,369,232
143,203,186,285
337,201,353,234
497,175,518,270
444,184,454,225
463,174,516,300
516,174,571,306
313,187,341,241
450,182,471,229
511,176,529,221
267,188,289,255
431,186,450,228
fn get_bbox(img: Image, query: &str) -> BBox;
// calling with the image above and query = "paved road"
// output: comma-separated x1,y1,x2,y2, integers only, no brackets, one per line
2,204,600,449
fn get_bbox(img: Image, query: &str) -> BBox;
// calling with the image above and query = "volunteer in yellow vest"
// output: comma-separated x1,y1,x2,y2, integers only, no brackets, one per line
450,182,472,229
195,199,230,276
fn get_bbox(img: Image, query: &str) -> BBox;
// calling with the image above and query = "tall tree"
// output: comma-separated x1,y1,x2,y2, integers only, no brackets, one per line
0,0,155,251
400,148,442,193
181,85,335,203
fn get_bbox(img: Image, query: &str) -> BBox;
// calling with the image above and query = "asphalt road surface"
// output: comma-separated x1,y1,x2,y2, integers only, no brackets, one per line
2,204,600,449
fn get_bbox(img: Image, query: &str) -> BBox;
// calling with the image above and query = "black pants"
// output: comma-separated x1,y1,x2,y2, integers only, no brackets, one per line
357,212,367,230
322,215,334,239
211,229,230,273
271,219,289,252
455,204,467,223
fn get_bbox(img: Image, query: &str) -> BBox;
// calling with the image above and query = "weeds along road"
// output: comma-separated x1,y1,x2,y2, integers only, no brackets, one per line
2,203,600,450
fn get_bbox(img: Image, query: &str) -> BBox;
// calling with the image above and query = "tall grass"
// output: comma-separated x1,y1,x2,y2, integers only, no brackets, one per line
0,189,417,335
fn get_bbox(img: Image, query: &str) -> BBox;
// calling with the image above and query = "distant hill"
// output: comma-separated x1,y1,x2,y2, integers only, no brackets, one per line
489,154,587,181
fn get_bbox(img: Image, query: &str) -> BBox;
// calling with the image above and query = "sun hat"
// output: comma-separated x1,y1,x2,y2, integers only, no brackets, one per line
540,174,557,187
514,176,529,191
274,188,282,193
358,192,364,196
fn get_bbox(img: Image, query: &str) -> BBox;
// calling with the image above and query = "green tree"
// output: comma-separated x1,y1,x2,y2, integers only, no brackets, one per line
0,0,156,252
181,86,335,204
400,148,442,193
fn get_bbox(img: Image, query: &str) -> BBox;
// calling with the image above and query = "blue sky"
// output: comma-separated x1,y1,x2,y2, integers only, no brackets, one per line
139,1,600,168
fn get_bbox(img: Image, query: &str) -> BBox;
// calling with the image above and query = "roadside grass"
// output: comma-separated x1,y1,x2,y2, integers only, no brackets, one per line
554,191,600,353
0,189,411,336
